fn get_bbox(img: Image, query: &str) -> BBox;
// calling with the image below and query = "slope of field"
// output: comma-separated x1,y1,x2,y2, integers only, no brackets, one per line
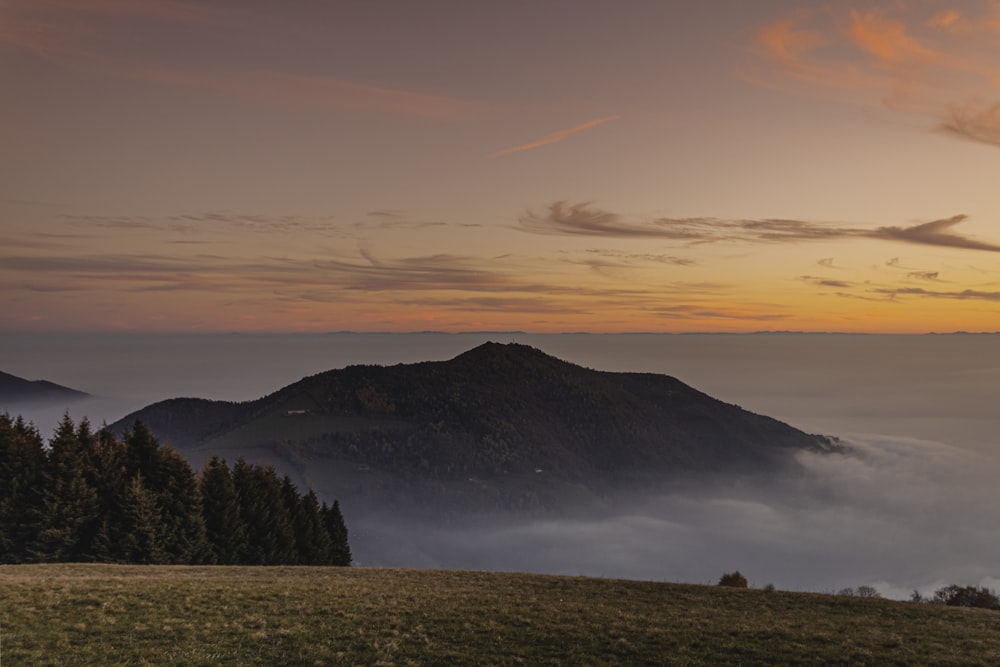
2,564,999,665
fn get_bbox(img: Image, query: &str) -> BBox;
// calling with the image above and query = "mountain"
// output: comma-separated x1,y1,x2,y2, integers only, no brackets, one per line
111,342,838,513
0,370,89,406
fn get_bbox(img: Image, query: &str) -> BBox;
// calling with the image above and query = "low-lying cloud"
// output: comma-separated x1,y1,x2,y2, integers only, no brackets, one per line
519,202,1000,253
353,434,1000,598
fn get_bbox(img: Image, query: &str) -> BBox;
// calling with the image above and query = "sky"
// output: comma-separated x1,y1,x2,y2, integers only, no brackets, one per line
3,0,1000,333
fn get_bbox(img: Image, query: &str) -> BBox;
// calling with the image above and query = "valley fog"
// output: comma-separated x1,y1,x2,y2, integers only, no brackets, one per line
2,332,998,596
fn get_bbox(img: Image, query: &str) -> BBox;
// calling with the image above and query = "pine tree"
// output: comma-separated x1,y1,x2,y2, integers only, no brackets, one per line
156,445,210,564
295,490,333,565
0,414,46,563
30,415,100,561
280,475,306,565
322,500,352,566
122,473,165,564
233,459,296,565
200,456,248,564
87,426,130,562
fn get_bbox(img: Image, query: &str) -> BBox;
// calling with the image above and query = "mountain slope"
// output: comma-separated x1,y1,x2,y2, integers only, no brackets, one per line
112,343,836,503
0,370,89,405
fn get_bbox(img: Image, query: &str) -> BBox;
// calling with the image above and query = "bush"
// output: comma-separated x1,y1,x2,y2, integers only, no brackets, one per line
856,585,882,599
718,571,748,588
932,585,1000,610
836,585,882,599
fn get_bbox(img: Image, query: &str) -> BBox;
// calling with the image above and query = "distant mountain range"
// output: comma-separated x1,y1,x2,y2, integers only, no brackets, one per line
0,371,89,406
111,342,839,514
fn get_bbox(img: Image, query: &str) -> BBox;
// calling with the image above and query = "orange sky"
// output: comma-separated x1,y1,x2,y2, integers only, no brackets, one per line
3,1,1000,333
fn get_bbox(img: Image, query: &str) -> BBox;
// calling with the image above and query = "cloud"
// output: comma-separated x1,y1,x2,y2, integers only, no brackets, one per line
906,271,940,281
799,276,852,289
63,212,345,236
19,0,234,24
647,305,791,323
751,4,1000,149
0,1,485,120
874,215,1000,252
584,249,694,267
519,201,1000,253
940,102,1000,147
490,115,621,158
817,258,836,268
872,287,1000,302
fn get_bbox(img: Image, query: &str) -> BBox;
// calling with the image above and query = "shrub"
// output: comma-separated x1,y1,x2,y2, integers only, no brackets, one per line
856,585,882,599
718,571,748,588
932,585,1000,610
837,585,882,599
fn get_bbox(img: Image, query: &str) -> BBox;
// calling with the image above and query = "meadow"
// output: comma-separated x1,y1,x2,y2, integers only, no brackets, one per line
3,564,1000,665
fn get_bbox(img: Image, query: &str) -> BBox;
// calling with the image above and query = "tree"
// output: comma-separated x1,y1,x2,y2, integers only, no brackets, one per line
232,459,295,565
322,500,352,566
0,414,46,563
718,571,748,588
30,415,100,561
156,445,209,564
293,489,333,566
933,585,1000,610
121,473,165,564
200,456,247,564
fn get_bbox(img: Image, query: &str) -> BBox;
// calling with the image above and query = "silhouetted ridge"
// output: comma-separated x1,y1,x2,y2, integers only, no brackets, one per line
112,343,837,503
0,370,89,405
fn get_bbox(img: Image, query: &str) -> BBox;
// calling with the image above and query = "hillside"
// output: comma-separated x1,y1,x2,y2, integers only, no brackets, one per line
0,370,89,405
3,564,999,665
111,342,837,512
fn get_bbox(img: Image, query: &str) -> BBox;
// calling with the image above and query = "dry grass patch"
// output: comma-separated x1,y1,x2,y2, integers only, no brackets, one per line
2,564,1000,665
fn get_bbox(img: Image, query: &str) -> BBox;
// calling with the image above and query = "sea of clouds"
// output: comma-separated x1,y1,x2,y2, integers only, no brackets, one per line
2,332,997,597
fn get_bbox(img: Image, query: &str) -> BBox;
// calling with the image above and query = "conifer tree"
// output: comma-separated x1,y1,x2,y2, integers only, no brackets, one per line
122,472,164,564
86,425,130,562
30,415,100,561
200,456,247,564
280,475,307,565
322,500,352,566
156,445,210,564
233,459,296,565
0,414,46,563
295,489,333,565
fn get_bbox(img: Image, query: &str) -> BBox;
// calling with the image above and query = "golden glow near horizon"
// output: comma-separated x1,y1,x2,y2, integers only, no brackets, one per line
2,1,1000,333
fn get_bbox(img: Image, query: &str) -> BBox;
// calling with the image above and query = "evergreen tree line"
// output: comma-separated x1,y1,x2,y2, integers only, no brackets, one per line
0,413,351,566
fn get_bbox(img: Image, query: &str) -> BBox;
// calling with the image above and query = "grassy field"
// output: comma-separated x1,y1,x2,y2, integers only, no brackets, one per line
2,565,1000,666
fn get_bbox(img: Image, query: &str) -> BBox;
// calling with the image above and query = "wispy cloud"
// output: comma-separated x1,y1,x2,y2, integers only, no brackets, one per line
21,0,233,24
490,115,621,158
519,201,1000,252
750,4,1000,149
799,275,853,289
873,287,1000,302
0,1,485,120
648,304,792,323
583,249,694,267
63,212,345,236
876,215,1000,252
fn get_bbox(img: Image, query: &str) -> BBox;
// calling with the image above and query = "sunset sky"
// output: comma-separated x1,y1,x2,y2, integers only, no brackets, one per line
3,0,1000,333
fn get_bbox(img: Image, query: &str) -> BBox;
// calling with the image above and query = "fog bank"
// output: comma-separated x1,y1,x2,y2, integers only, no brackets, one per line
2,332,998,595
352,433,1000,598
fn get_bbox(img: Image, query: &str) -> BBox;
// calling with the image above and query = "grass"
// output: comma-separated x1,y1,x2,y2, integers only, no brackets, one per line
2,565,1000,665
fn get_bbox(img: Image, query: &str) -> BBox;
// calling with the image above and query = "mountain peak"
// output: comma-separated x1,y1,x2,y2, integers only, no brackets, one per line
0,371,89,405
454,341,551,364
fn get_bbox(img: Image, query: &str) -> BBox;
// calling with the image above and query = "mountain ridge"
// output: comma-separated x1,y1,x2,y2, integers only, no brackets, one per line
110,342,838,512
0,370,90,406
